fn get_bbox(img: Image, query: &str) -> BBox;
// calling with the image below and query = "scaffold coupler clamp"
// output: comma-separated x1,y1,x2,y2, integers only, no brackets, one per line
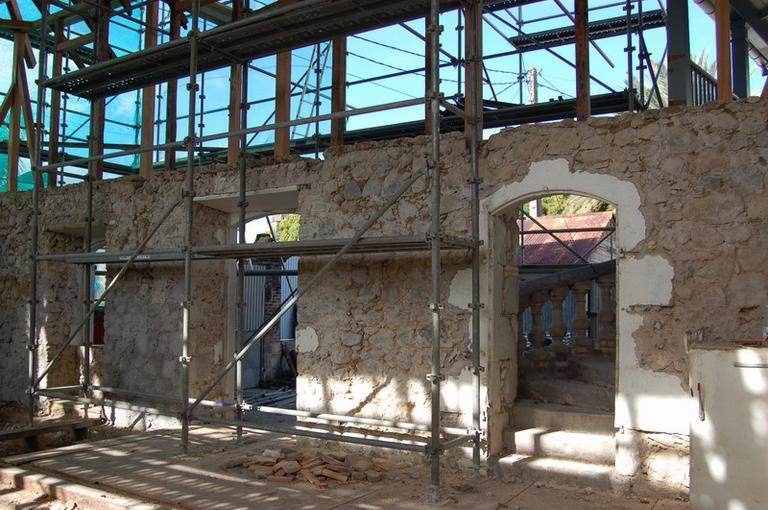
470,365,485,376
428,302,444,312
179,355,192,365
183,135,196,148
426,373,445,383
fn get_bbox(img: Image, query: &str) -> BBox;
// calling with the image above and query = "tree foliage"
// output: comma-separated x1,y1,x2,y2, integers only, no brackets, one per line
278,214,301,242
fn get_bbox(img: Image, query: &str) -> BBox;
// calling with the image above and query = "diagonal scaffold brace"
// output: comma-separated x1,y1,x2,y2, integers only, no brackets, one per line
34,195,184,388
187,164,429,416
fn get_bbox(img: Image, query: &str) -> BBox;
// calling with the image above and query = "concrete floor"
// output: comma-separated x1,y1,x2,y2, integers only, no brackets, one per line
0,426,689,510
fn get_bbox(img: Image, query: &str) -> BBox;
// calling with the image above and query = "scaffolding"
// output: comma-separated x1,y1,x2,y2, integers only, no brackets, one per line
27,0,486,502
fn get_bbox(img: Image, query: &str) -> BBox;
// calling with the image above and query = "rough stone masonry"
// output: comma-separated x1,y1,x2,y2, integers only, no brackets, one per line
0,97,765,495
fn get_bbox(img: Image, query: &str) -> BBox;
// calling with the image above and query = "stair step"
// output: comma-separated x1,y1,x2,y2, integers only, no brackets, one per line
513,400,615,433
510,426,615,464
497,454,615,492
521,378,614,411
569,356,615,387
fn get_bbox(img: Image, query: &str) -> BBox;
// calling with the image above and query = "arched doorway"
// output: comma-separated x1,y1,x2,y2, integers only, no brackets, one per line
480,159,647,480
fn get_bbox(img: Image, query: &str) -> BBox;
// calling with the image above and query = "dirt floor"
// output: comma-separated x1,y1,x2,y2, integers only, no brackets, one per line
0,426,690,510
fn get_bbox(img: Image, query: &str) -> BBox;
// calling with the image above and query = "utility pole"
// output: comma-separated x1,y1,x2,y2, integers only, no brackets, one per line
526,68,541,217
526,68,539,105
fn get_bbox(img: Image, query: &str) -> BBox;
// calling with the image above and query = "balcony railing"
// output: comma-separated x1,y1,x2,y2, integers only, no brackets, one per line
517,261,616,373
691,62,718,107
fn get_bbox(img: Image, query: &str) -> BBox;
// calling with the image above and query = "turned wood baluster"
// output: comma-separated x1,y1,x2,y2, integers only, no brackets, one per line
596,275,616,355
570,282,593,354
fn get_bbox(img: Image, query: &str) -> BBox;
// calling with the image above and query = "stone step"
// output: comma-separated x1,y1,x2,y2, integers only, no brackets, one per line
510,426,616,464
496,454,616,492
520,378,615,412
513,400,615,433
569,356,616,387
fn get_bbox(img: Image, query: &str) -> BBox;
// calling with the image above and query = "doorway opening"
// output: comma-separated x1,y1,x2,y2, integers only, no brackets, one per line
509,193,618,470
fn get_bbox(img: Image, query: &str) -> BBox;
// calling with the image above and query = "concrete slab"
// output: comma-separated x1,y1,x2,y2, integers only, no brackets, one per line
1,426,689,510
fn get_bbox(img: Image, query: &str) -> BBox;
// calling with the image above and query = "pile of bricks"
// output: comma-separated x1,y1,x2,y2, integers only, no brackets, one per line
228,449,384,489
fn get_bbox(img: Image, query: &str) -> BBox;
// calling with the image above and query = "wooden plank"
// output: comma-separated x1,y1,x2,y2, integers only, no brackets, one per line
330,36,346,146
47,20,64,188
5,0,36,67
89,0,111,180
274,0,294,158
0,419,100,442
0,86,14,125
715,0,732,101
464,2,483,135
175,0,219,11
227,0,243,165
7,32,24,192
0,19,35,30
139,0,159,178
17,43,38,167
55,32,94,53
164,0,182,170
574,0,590,120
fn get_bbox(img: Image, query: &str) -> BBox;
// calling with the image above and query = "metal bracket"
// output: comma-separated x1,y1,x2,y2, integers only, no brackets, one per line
470,365,486,376
426,373,445,383
179,356,192,365
237,201,249,208
467,177,483,185
183,136,196,148
429,302,444,311
180,300,191,309
467,302,485,310
186,82,199,92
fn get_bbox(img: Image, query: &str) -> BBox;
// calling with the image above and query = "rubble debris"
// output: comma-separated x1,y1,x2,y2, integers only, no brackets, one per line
228,448,385,489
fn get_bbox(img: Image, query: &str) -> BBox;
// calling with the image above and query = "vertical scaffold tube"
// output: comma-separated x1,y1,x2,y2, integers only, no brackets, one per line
428,0,442,503
467,0,483,478
28,0,50,425
626,0,634,111
235,54,250,442
181,0,201,453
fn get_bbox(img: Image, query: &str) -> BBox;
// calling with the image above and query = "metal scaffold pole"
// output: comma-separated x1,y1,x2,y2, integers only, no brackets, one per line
181,0,201,453
28,0,50,425
467,0,483,479
235,52,250,443
427,0,442,503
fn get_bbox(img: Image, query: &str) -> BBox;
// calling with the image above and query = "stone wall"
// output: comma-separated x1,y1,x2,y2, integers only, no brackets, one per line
0,97,765,492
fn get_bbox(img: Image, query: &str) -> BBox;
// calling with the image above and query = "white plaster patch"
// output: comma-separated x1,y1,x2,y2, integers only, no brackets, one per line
482,158,645,251
615,312,689,434
296,326,319,353
619,255,674,306
440,369,474,427
448,268,472,310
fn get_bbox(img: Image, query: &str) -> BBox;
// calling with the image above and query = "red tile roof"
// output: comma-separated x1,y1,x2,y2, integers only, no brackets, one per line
519,211,615,265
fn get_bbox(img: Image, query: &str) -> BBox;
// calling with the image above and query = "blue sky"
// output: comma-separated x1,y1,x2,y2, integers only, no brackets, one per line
0,0,766,179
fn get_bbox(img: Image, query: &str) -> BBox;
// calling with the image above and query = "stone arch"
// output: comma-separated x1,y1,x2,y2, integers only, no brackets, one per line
478,158,684,461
